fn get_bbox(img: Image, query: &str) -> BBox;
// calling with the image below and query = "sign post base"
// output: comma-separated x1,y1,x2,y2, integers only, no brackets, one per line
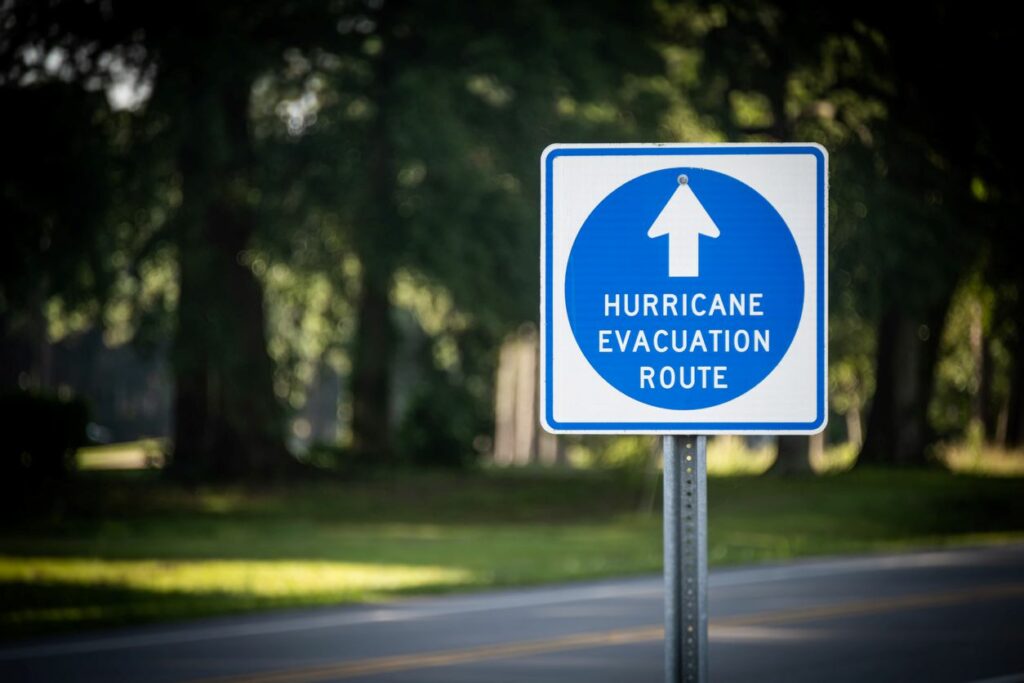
663,435,708,683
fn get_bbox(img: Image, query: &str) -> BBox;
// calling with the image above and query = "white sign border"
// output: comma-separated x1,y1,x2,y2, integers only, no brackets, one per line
539,143,828,435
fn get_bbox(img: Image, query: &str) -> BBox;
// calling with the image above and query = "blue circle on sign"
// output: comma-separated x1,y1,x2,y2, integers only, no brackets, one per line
565,167,803,410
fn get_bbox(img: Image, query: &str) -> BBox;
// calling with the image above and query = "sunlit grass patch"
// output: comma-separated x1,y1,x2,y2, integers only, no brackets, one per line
0,557,472,598
938,441,1024,476
0,556,475,635
76,439,167,471
2,468,1024,638
814,442,859,473
707,435,774,476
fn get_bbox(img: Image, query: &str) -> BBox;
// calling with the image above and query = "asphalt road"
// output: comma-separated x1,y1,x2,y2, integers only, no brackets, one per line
3,544,1024,682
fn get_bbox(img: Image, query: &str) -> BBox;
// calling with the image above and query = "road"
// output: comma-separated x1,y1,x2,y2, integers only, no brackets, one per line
3,544,1024,682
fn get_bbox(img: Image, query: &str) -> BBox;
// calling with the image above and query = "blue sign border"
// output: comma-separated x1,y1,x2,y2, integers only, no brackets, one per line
542,144,827,433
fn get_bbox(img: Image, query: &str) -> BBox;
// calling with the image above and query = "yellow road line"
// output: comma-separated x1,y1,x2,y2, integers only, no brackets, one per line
715,582,1024,628
193,627,664,683
194,582,1024,683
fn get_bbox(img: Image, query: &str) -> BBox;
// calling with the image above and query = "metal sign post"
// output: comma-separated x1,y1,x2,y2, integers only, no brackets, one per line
663,435,708,683
540,143,827,683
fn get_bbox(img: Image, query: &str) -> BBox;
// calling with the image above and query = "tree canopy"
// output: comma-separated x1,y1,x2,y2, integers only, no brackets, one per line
3,0,1023,478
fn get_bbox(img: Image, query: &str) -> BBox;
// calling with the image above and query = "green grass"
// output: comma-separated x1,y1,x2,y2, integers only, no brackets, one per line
2,467,1023,638
76,439,167,471
937,441,1024,476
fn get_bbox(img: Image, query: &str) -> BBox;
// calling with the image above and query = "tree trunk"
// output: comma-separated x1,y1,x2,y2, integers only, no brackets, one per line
0,303,45,392
761,67,819,475
768,434,819,475
350,264,396,461
1005,326,1024,448
348,20,402,464
348,124,399,462
979,339,997,439
970,300,997,439
845,405,863,447
859,304,948,466
167,69,291,481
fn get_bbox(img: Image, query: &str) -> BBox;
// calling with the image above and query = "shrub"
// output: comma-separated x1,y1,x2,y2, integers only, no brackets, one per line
0,391,89,486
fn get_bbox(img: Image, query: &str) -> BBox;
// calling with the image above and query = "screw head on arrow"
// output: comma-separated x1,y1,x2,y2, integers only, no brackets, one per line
678,174,689,186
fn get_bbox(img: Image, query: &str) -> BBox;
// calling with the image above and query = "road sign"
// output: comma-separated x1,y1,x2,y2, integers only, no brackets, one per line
540,143,828,434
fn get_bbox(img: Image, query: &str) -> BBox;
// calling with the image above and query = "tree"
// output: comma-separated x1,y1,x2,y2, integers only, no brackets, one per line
265,0,663,462
0,1,345,479
0,84,121,391
680,0,871,473
854,3,1015,466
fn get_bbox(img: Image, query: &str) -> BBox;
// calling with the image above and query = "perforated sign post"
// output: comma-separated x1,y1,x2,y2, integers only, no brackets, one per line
540,144,828,683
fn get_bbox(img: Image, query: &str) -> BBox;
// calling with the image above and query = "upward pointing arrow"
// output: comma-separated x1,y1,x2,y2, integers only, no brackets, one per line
647,177,720,278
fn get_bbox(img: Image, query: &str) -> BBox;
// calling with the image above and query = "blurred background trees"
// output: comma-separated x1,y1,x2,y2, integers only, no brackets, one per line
2,0,1023,482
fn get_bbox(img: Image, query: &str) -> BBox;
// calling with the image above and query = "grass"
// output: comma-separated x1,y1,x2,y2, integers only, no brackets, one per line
2,466,1023,639
937,441,1024,477
76,439,167,471
706,436,774,475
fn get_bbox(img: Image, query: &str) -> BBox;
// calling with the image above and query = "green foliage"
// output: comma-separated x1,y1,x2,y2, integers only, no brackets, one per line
246,1,667,461
0,85,121,320
397,380,484,469
930,272,1015,442
565,437,657,479
3,0,1024,474
392,292,496,468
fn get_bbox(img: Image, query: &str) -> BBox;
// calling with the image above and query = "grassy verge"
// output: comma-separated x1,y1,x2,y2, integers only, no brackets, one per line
2,467,1023,638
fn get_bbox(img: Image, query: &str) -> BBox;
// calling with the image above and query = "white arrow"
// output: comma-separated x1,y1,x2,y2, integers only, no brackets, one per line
647,176,720,278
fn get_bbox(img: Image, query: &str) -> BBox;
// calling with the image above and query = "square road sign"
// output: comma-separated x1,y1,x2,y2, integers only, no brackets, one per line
540,143,828,434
